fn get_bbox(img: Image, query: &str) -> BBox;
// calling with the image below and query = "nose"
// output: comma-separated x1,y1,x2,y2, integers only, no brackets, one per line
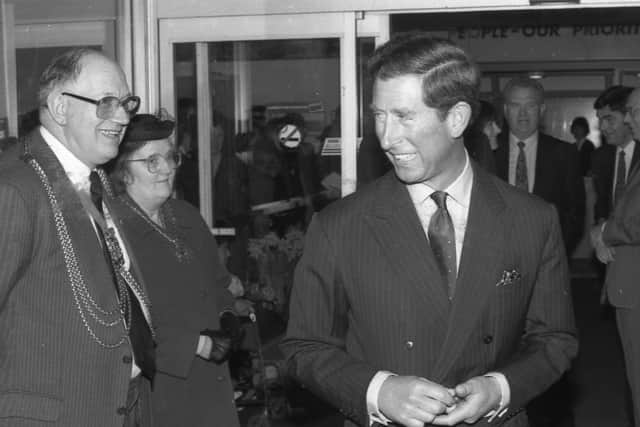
377,115,400,150
111,104,131,125
517,106,528,118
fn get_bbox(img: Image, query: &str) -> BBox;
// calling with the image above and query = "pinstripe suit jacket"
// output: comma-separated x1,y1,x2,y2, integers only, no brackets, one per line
282,163,578,427
603,159,640,308
0,131,134,426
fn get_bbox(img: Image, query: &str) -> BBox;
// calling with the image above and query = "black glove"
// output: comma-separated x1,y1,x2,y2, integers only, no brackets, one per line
219,310,245,348
200,329,232,364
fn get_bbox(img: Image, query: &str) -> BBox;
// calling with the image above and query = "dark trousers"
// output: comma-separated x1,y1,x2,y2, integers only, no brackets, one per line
123,375,153,427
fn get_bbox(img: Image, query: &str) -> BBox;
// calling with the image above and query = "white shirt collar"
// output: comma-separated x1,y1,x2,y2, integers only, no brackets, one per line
619,139,635,156
407,150,473,209
509,131,538,147
40,126,92,193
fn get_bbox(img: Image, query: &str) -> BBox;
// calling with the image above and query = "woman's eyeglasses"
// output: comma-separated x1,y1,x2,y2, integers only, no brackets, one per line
62,92,141,120
126,152,182,174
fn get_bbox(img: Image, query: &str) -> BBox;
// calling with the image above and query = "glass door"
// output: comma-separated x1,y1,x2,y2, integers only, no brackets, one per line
159,12,384,283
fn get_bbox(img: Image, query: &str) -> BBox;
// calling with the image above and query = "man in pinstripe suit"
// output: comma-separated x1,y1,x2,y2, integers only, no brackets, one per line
0,49,153,426
282,34,578,427
591,87,640,426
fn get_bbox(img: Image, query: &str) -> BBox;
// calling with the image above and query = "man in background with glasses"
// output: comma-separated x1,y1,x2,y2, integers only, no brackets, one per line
0,48,154,426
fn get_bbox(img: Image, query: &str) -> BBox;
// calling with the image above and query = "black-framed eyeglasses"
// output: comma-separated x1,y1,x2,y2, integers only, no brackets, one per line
62,92,141,120
126,152,182,174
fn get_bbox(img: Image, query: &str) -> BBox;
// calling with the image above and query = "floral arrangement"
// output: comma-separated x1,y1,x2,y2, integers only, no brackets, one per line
248,227,305,263
247,227,305,313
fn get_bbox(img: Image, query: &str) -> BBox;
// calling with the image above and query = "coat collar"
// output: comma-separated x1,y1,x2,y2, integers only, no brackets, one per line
364,172,451,320
363,165,509,335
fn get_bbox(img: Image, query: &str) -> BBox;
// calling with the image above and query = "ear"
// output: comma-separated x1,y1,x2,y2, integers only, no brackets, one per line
539,103,546,117
446,101,472,139
47,91,68,126
124,171,134,186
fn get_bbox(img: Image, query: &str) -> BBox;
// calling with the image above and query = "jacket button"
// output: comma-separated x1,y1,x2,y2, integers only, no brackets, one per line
405,340,414,350
122,355,132,364
117,406,127,415
483,335,493,344
217,375,225,381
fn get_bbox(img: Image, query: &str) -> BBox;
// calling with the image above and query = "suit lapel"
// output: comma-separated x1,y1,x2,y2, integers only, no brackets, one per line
628,141,640,180
495,133,509,181
23,132,119,311
363,173,450,319
433,165,508,379
532,134,551,196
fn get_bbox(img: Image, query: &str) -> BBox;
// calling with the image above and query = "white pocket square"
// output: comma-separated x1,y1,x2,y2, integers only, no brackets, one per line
496,269,521,287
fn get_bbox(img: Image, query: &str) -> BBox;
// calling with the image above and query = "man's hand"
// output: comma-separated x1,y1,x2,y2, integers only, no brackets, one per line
377,375,456,427
590,225,615,264
432,376,501,425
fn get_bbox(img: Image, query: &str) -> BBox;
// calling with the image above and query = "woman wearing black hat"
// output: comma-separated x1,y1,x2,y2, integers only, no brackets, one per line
106,111,241,427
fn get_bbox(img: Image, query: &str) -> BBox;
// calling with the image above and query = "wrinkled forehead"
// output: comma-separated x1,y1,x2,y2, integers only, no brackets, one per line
68,53,130,97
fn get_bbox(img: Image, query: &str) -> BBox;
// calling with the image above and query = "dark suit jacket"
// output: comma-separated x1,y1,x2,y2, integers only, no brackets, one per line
591,143,640,223
495,133,585,254
0,130,133,426
602,157,640,308
281,164,578,427
112,196,240,427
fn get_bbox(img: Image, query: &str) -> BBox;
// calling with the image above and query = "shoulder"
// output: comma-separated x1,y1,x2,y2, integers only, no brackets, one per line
165,198,209,229
0,140,45,206
313,172,394,223
480,167,557,219
539,133,576,152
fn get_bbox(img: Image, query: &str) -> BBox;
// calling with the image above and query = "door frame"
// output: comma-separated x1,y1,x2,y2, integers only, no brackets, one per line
158,12,388,226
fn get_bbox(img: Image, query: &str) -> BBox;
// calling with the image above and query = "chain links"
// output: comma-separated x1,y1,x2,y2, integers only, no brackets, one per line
27,157,128,348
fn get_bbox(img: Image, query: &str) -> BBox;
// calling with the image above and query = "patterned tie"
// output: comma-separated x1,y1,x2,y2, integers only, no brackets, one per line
90,171,156,381
515,141,529,192
428,191,457,299
613,150,627,207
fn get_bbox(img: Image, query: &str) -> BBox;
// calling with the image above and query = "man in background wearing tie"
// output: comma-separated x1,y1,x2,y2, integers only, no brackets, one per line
591,86,637,227
495,77,585,257
0,48,154,426
282,34,577,427
591,87,640,426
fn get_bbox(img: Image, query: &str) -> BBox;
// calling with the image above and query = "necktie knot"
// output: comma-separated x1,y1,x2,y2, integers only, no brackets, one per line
430,191,448,210
518,141,526,150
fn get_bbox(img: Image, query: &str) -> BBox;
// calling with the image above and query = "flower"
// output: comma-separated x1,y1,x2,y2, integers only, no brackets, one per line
248,227,304,262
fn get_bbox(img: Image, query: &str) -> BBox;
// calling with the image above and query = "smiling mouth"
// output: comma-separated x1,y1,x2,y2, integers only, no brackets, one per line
99,129,123,138
391,153,416,162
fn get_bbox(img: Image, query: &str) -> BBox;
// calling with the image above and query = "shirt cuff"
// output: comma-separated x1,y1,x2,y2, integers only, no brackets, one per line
484,372,510,422
366,371,396,426
197,335,207,356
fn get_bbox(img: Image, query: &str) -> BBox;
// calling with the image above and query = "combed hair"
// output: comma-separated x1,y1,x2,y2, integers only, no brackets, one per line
368,32,480,121
37,48,99,108
593,85,633,113
502,77,545,104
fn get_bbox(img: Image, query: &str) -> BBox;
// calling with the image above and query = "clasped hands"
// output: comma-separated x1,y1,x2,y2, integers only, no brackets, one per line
378,375,502,427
